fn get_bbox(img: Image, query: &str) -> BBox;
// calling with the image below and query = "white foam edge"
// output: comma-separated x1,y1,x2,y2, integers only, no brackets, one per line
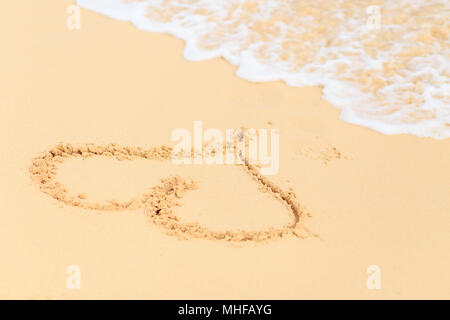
77,0,450,139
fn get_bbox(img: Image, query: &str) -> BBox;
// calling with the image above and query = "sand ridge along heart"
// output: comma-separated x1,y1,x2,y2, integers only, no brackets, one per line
29,142,311,242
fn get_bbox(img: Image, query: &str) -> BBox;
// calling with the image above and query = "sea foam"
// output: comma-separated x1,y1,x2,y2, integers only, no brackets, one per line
77,0,450,139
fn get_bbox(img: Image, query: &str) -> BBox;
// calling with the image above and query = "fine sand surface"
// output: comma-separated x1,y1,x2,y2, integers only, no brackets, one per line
0,0,449,299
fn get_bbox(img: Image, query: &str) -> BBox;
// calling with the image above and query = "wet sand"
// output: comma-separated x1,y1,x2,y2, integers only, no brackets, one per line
0,0,449,299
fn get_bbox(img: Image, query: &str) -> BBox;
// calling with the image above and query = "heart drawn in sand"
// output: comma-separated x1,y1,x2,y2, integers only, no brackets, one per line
29,142,311,242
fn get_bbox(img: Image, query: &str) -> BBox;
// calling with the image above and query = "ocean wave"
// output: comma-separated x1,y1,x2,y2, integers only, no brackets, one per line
78,0,450,139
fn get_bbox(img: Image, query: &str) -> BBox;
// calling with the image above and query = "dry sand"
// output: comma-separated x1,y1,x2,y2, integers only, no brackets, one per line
0,0,449,299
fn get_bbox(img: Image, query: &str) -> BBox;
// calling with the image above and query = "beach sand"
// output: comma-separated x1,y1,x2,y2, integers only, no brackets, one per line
0,0,449,299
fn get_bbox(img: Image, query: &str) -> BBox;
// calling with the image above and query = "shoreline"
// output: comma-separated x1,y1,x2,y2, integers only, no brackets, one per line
77,0,450,140
0,0,449,299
